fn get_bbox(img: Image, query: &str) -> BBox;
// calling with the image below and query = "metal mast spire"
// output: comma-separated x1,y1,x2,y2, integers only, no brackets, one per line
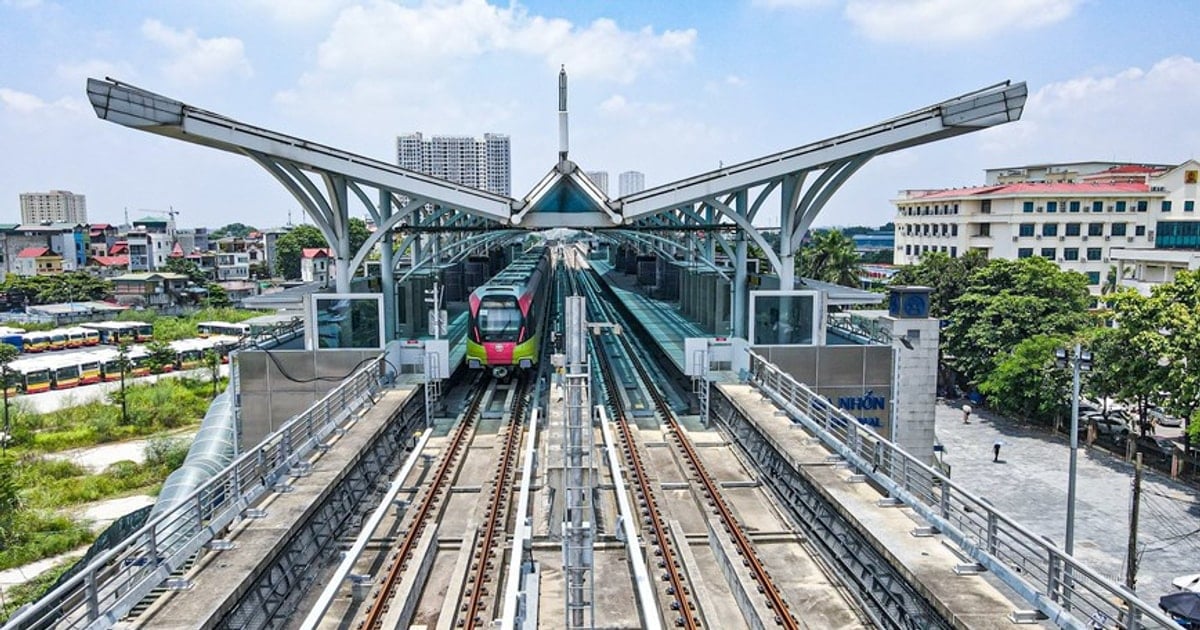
558,65,569,165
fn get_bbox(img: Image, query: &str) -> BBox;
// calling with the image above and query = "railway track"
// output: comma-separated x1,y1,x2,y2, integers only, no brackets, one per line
579,265,800,630
358,380,491,629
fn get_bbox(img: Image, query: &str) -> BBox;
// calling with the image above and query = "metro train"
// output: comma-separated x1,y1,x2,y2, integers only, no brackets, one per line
466,246,552,378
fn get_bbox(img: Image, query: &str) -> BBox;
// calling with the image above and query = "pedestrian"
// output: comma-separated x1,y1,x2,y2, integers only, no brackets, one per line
993,439,1003,462
962,404,972,424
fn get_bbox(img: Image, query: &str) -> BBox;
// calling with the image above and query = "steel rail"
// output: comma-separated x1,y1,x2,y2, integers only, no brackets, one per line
583,267,798,629
461,376,533,628
360,380,488,629
579,270,700,630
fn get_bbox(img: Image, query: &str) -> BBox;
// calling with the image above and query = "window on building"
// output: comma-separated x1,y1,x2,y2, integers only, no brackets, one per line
1135,225,1146,237
950,246,957,257
1063,248,1079,261
1066,222,1081,236
1069,201,1081,213
951,224,959,236
1017,248,1033,259
1111,223,1127,236
1023,201,1034,213
953,203,959,214
1019,223,1035,237
1088,223,1104,236
1187,200,1196,212
1041,248,1056,259
1116,201,1127,212
1042,223,1058,237
981,199,992,214
1137,200,1148,212
1163,200,1173,212
1087,271,1101,285
1047,201,1058,213
1092,201,1104,213
1086,247,1102,261
1156,221,1200,248
977,223,991,237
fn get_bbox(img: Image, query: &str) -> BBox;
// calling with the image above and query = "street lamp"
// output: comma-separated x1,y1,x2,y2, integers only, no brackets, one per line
1054,343,1092,558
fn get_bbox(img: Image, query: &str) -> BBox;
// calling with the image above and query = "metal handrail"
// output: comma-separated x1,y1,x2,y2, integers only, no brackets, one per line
745,351,1181,630
4,355,385,630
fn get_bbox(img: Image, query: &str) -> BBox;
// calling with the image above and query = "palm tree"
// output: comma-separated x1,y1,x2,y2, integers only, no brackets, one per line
798,229,862,287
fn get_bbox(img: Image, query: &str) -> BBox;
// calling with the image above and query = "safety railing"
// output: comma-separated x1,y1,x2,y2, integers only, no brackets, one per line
746,351,1181,630
4,355,386,630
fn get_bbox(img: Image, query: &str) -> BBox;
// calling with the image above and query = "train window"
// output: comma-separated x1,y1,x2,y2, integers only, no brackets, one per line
478,297,521,342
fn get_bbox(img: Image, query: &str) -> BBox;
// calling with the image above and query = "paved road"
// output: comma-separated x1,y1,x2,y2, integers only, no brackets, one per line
936,400,1200,602
48,429,197,473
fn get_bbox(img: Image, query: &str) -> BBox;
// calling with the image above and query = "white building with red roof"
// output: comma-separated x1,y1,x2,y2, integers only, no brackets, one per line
894,160,1200,295
300,248,334,285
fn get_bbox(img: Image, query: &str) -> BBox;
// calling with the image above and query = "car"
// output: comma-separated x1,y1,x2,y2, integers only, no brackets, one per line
1136,435,1181,460
1174,574,1200,593
1149,407,1184,428
1086,413,1131,439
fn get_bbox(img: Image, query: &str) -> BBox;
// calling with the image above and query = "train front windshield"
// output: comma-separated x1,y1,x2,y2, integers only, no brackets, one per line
477,297,522,342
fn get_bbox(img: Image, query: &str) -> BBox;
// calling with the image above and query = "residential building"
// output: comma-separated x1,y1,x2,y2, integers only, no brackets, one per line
88,224,119,258
893,160,1200,294
395,132,511,196
14,247,62,276
176,227,210,255
301,248,333,285
19,190,87,224
585,171,610,196
216,251,251,281
618,171,645,196
126,217,176,272
3,224,86,272
110,272,190,307
89,255,130,277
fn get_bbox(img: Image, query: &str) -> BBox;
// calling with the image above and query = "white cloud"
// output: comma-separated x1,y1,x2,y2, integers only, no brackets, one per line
244,0,353,24
980,56,1200,164
844,0,1080,43
0,87,84,115
310,0,695,83
141,19,253,85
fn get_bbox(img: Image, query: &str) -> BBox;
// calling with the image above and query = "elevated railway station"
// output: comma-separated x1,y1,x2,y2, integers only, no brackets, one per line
5,72,1187,630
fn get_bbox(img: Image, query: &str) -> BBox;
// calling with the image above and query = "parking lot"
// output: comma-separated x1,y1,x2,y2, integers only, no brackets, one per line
937,400,1200,601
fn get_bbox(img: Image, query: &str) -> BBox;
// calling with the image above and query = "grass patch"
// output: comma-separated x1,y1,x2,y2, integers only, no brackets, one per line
0,509,93,572
1,556,77,622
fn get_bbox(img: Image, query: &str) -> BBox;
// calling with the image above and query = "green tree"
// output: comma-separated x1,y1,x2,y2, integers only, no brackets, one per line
797,229,861,287
164,256,208,284
274,224,328,280
0,343,18,453
349,217,370,255
0,455,20,545
890,249,988,318
204,283,232,308
978,334,1072,424
944,257,1093,385
203,349,221,397
210,222,257,239
144,341,177,375
1130,270,1200,448
1082,326,1124,418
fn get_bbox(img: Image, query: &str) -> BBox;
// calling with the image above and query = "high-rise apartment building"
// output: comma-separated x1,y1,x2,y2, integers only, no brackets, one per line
893,160,1200,295
584,171,609,196
396,132,511,196
618,171,645,196
20,190,87,224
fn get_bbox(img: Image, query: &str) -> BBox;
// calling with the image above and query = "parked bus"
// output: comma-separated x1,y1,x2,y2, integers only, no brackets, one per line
44,355,82,389
196,321,249,338
0,326,24,353
21,331,50,353
82,321,153,345
7,357,51,394
61,327,99,348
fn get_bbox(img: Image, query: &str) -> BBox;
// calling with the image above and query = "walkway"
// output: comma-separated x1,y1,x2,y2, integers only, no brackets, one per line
935,400,1200,602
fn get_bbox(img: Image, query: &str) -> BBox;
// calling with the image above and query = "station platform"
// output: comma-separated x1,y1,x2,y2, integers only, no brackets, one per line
130,386,420,629
714,382,1028,629
588,259,707,374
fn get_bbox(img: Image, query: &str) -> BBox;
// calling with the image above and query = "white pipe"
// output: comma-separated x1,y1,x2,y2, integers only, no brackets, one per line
299,427,433,630
599,406,662,630
500,408,541,629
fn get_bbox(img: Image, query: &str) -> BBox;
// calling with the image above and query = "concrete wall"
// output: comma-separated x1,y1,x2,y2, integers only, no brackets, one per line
753,345,894,439
237,349,382,450
876,316,940,466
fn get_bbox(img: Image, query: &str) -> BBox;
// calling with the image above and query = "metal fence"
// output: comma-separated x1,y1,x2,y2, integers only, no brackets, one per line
746,351,1182,630
3,354,386,630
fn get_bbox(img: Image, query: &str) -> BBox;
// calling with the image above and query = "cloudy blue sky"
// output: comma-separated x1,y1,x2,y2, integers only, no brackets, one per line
1,0,1198,231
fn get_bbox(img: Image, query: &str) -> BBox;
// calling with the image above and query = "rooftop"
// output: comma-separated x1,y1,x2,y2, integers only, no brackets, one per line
902,181,1152,201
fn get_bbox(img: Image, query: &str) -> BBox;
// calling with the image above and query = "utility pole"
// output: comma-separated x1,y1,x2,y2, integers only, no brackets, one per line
1125,452,1143,591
